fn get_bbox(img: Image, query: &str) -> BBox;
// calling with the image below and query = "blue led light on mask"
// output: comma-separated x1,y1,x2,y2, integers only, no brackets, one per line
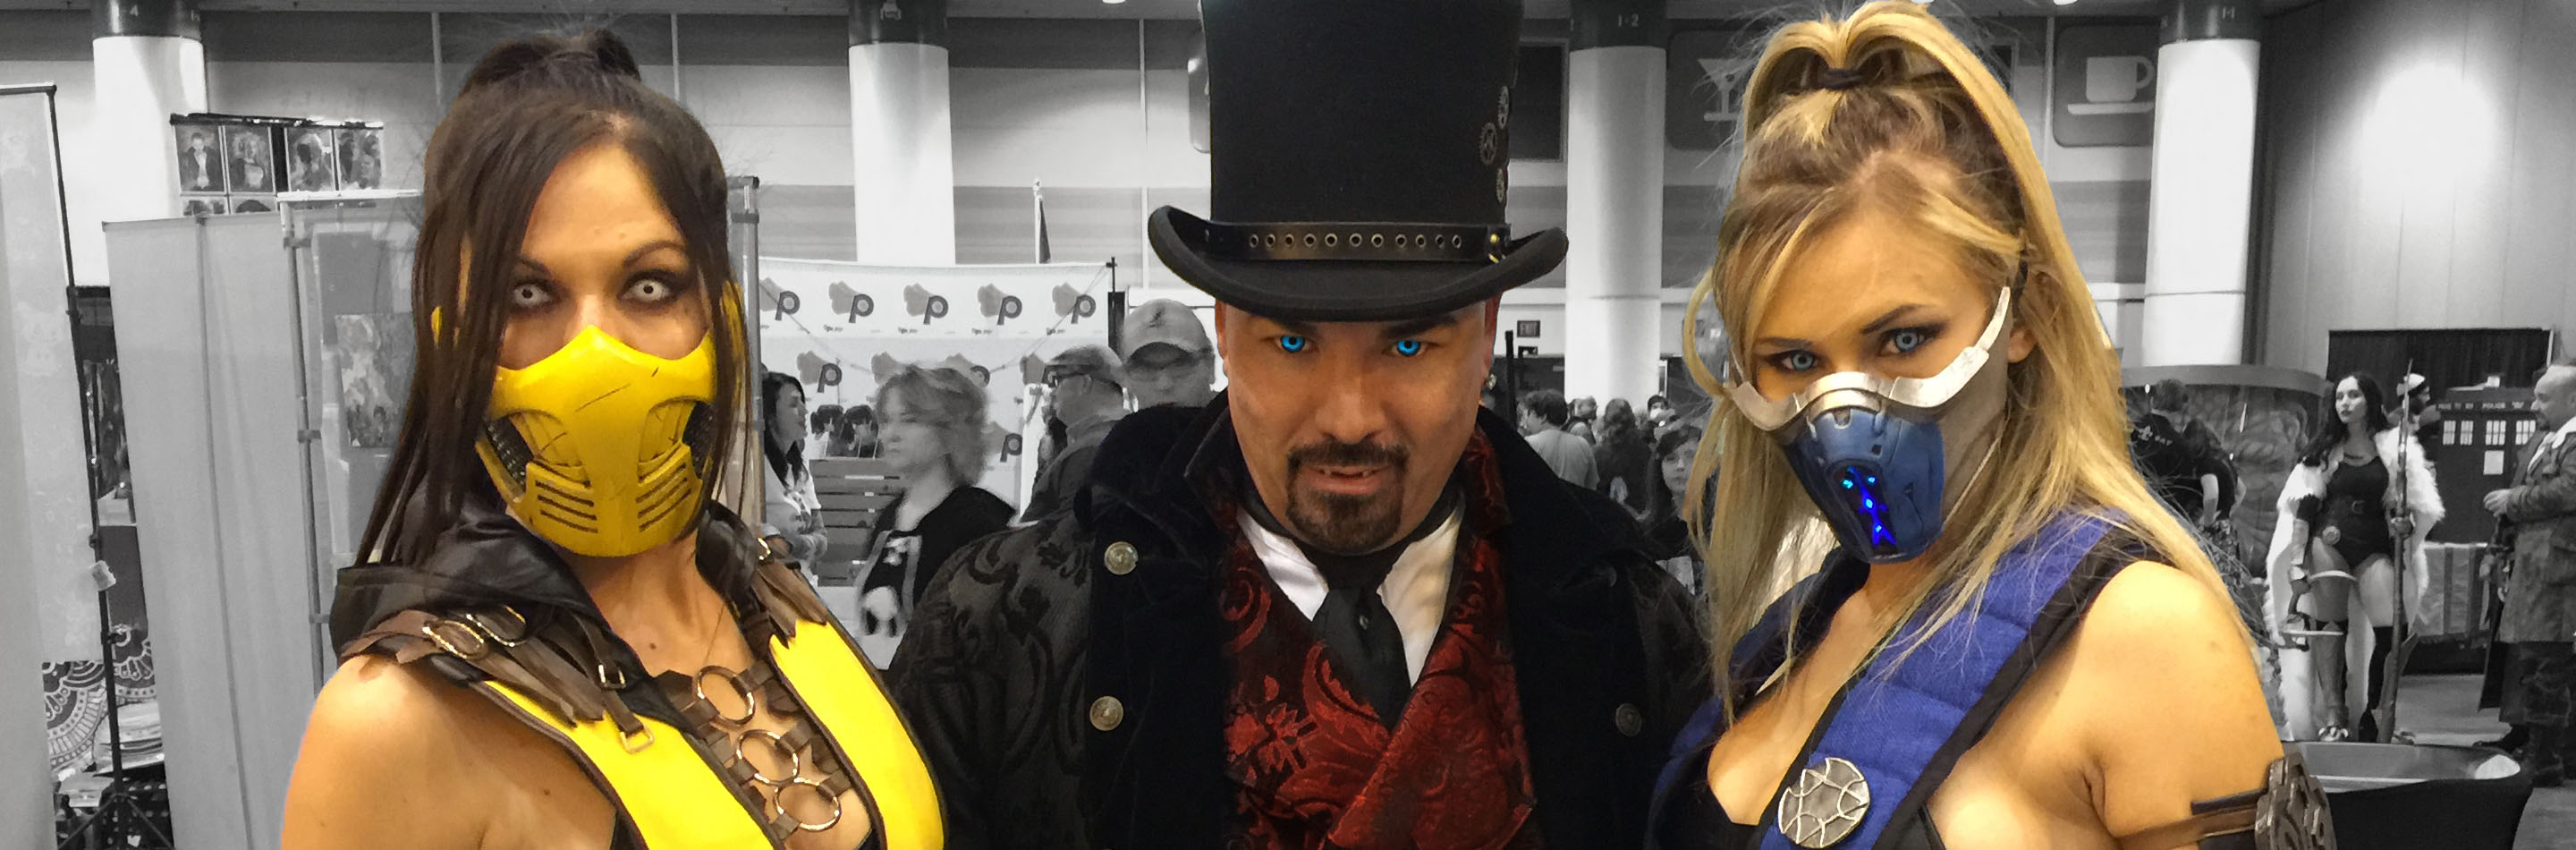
1777,405,1950,562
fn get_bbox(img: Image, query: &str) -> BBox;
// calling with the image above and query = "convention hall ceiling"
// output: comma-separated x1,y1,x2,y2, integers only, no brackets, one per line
0,0,2321,19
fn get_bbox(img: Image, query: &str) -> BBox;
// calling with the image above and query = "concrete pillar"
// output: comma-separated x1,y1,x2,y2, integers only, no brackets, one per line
849,0,954,266
2139,0,2259,366
91,0,208,225
1564,0,1667,406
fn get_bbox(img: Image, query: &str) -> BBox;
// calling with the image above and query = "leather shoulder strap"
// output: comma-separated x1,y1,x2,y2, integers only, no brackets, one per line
2114,752,2337,850
340,607,646,739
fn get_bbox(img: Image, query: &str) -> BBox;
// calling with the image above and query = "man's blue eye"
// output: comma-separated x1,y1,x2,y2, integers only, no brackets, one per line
1276,335,1309,353
1392,340,1425,357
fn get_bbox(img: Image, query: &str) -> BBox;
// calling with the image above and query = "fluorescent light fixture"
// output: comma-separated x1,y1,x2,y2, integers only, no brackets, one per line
2055,0,2080,4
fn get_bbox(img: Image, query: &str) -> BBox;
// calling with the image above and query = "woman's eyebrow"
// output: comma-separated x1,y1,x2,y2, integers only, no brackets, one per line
1859,303,1937,336
623,240,686,267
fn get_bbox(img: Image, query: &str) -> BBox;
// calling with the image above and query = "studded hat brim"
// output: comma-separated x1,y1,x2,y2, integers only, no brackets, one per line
1148,206,1567,323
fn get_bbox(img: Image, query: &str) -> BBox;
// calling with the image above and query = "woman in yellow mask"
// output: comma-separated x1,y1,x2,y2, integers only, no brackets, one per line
282,30,941,850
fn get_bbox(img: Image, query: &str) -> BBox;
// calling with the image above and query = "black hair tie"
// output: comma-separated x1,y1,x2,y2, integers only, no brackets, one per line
1816,67,1865,90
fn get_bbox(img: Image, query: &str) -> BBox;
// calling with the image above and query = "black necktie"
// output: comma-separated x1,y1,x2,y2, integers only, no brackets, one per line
1249,488,1461,728
1308,548,1413,727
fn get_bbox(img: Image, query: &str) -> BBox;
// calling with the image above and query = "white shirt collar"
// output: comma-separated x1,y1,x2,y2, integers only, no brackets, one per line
1236,508,1459,684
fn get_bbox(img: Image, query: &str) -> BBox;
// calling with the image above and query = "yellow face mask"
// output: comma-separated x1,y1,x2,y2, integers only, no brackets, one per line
477,326,717,557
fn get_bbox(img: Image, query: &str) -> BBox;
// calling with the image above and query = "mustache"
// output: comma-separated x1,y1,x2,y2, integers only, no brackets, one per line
1286,439,1408,473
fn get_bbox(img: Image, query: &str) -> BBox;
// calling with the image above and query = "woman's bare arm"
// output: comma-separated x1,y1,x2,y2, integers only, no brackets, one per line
2066,562,2284,844
282,655,492,850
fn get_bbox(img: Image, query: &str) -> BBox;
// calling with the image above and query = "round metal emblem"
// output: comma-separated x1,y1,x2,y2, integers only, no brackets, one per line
1089,695,1126,732
1776,756,1870,848
1614,703,1643,737
1104,541,1138,575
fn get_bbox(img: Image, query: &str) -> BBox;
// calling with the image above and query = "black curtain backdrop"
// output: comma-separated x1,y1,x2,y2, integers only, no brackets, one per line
2324,328,2555,396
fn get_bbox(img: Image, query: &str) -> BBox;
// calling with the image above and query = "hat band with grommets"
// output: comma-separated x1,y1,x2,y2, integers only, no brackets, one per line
1194,221,1513,264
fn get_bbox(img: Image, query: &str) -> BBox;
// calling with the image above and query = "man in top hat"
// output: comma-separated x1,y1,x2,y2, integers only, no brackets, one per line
1022,344,1128,522
1120,298,1220,410
887,2,1708,847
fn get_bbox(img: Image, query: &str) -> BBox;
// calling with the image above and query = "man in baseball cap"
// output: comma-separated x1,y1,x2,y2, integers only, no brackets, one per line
1118,298,1218,409
1023,345,1126,521
892,1,1706,846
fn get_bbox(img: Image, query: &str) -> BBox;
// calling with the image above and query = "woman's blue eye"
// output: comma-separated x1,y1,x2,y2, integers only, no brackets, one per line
1888,328,1928,354
1392,339,1425,357
1775,350,1819,372
1276,335,1309,353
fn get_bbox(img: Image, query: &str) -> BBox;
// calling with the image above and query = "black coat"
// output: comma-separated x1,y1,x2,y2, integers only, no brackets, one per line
889,399,1711,849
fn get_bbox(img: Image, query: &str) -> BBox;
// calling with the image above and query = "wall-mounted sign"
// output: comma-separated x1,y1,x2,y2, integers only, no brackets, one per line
1665,29,1759,151
2053,22,2159,148
1669,29,2014,152
1516,319,1542,338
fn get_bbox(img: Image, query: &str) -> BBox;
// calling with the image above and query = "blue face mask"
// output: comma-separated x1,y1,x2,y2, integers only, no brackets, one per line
1724,289,2014,564
1777,406,1953,562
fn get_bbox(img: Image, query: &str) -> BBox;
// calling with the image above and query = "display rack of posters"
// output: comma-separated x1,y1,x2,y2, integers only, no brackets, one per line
169,114,381,215
755,258,1115,507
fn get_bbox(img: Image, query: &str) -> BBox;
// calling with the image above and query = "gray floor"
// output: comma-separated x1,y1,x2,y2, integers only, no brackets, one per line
2393,674,2573,849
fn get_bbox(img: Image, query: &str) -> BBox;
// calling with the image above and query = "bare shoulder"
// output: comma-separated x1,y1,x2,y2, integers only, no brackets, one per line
283,655,504,848
2062,561,2282,834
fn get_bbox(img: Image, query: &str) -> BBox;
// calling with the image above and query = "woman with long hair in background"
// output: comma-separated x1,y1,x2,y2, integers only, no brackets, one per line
2267,371,2443,744
1597,396,1656,517
282,30,940,850
762,370,832,571
1654,4,2318,848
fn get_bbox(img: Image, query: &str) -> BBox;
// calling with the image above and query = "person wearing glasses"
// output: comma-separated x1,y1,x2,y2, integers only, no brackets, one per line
1021,345,1128,521
1118,298,1220,410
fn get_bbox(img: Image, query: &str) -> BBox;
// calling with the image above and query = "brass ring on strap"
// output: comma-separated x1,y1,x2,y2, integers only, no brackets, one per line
618,723,654,754
771,777,843,833
420,617,489,660
694,666,760,726
594,659,628,691
738,727,801,784
460,607,529,647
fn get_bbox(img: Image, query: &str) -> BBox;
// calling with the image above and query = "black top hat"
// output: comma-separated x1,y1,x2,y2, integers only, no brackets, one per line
1148,0,1566,322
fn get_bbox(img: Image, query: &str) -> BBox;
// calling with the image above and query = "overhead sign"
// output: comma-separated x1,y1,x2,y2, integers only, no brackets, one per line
2053,22,2160,148
1669,29,2014,151
1665,29,1761,151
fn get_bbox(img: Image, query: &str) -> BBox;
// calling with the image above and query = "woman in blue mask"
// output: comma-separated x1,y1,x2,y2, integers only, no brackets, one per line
1653,4,2322,849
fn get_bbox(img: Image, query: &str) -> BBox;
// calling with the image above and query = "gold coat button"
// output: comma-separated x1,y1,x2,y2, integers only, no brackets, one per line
1089,695,1125,731
1104,541,1138,575
1615,703,1643,737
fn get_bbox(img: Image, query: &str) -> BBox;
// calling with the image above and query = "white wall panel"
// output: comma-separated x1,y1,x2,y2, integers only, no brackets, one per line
109,215,318,850
2257,0,2572,374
